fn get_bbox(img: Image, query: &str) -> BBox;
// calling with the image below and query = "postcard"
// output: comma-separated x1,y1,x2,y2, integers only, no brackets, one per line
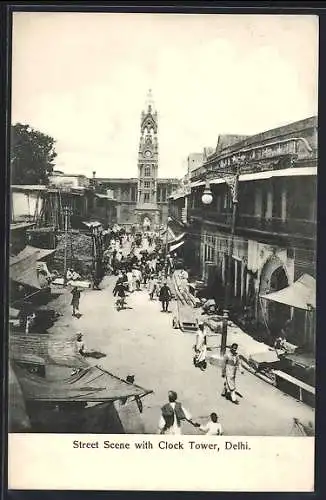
8,10,317,492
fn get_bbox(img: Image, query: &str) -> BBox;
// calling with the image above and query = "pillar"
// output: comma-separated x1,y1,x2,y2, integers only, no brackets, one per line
266,187,273,219
255,187,262,217
234,259,238,298
116,204,121,224
281,185,287,221
241,261,245,301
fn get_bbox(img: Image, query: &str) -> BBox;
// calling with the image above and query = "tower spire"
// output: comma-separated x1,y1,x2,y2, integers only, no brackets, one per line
145,88,155,112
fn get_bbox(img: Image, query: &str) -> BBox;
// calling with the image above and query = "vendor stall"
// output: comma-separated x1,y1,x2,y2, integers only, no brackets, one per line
260,274,316,350
11,362,153,433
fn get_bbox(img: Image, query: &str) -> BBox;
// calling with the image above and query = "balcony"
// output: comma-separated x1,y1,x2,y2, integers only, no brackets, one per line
238,214,316,240
190,208,233,226
189,208,316,240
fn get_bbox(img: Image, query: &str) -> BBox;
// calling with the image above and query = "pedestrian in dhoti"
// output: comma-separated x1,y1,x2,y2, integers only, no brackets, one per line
221,343,241,404
193,322,207,371
132,266,142,291
158,391,199,435
126,269,134,292
71,287,81,317
149,274,158,300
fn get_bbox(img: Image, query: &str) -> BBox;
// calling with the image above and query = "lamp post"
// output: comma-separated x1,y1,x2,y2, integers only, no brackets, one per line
63,205,73,286
201,155,245,356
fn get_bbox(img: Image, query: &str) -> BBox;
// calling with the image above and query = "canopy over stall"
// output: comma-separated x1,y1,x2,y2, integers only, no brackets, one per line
12,363,153,433
13,364,152,402
9,332,89,369
260,274,316,311
10,245,55,290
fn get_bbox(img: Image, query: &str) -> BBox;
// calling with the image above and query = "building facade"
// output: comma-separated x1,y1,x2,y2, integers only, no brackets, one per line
93,91,179,229
169,116,317,350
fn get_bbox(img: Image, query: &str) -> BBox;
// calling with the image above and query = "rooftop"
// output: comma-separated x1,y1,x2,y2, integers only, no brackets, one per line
188,152,204,160
211,116,317,161
50,173,88,178
215,134,251,153
95,178,138,183
94,177,179,184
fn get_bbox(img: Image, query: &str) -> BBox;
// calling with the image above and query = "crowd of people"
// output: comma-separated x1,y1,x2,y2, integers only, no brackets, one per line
104,230,176,312
69,226,245,434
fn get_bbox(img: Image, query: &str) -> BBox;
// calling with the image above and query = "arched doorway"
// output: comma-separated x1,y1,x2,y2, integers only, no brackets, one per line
142,216,151,231
259,256,291,337
138,214,152,232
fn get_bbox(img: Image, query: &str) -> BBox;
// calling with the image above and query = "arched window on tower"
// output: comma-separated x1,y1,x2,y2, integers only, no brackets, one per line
145,167,151,177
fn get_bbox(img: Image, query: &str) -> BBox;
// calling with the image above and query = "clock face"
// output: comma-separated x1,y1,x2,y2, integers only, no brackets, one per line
144,150,152,158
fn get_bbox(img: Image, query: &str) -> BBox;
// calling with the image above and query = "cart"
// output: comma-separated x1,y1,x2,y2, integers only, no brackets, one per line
172,300,198,333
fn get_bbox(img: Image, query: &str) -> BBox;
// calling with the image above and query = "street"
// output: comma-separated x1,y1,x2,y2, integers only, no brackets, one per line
48,274,314,436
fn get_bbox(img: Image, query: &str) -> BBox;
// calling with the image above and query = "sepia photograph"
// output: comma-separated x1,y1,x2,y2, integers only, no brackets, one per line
8,11,317,442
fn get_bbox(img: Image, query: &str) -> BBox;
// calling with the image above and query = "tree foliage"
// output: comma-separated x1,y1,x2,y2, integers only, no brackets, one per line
11,123,57,185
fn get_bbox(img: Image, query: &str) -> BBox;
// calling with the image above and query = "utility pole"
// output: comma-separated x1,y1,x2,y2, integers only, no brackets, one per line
92,226,97,275
220,158,242,356
63,206,69,286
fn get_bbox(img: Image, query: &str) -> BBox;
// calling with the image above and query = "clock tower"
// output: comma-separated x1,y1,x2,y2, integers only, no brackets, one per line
135,89,160,228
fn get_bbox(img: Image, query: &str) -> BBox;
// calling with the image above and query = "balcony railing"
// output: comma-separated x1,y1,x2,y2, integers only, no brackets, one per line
189,208,316,239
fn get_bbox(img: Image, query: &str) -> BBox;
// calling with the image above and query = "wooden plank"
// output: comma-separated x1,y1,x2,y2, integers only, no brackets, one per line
274,370,315,394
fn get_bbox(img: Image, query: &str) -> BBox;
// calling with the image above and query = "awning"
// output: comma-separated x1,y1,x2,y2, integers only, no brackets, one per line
11,185,47,192
9,307,20,319
9,333,89,368
239,166,317,183
249,350,280,366
169,190,188,200
11,222,36,231
283,353,315,370
260,274,316,310
170,240,185,252
190,180,205,187
193,167,317,188
82,221,102,228
13,364,153,402
10,245,56,289
160,226,176,241
95,193,116,200
10,245,55,268
161,228,186,245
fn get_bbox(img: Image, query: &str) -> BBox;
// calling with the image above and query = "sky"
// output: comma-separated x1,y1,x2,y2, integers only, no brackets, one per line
11,13,318,179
